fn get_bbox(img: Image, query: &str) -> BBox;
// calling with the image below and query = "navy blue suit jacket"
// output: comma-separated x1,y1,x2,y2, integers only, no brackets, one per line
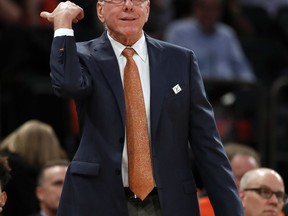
50,31,244,216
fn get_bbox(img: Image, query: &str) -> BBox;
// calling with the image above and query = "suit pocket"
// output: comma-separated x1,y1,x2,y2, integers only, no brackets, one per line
70,161,100,176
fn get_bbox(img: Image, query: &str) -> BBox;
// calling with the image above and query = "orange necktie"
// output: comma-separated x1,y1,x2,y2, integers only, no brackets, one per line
122,48,154,200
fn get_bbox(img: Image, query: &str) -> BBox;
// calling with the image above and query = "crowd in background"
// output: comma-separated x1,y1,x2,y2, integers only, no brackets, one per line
0,0,288,215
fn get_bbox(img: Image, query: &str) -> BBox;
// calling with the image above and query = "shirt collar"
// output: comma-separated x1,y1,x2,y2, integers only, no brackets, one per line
107,32,148,62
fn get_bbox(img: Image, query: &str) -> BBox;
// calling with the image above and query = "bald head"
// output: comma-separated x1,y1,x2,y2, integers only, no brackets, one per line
240,168,284,190
239,168,285,216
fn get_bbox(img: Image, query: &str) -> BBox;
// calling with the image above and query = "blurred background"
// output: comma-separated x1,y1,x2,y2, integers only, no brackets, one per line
1,0,288,189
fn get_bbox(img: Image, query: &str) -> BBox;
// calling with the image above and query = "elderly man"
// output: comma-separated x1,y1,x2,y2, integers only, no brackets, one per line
40,0,244,215
239,168,287,216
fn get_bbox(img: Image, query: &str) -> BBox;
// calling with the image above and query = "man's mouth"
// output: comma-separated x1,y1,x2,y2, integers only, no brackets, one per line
121,17,136,21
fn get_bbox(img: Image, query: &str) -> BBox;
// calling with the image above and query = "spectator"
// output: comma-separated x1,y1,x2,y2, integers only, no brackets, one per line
164,0,255,82
0,119,68,216
239,168,287,216
28,159,69,216
224,142,260,188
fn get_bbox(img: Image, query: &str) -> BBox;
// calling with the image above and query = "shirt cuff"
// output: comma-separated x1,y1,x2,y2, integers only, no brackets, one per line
54,28,74,37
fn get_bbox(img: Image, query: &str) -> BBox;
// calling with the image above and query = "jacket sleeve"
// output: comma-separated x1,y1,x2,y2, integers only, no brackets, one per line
50,36,92,98
188,51,244,216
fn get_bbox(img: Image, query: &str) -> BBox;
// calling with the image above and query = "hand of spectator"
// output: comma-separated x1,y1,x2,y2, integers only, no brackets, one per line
40,1,84,29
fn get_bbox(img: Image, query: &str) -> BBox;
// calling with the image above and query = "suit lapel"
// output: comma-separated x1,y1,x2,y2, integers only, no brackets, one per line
146,36,166,148
89,33,167,142
91,32,126,129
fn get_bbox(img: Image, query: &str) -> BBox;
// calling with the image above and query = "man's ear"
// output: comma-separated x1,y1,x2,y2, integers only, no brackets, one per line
145,0,150,22
35,186,45,201
97,2,105,23
239,190,245,200
0,191,7,207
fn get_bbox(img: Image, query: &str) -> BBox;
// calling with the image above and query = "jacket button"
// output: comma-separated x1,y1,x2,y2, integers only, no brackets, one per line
115,168,121,175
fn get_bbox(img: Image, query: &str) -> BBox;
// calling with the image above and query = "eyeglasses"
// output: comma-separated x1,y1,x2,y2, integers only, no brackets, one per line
244,186,288,202
101,0,146,6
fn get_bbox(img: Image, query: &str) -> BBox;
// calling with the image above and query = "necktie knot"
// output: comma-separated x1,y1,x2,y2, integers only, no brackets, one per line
122,48,135,58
